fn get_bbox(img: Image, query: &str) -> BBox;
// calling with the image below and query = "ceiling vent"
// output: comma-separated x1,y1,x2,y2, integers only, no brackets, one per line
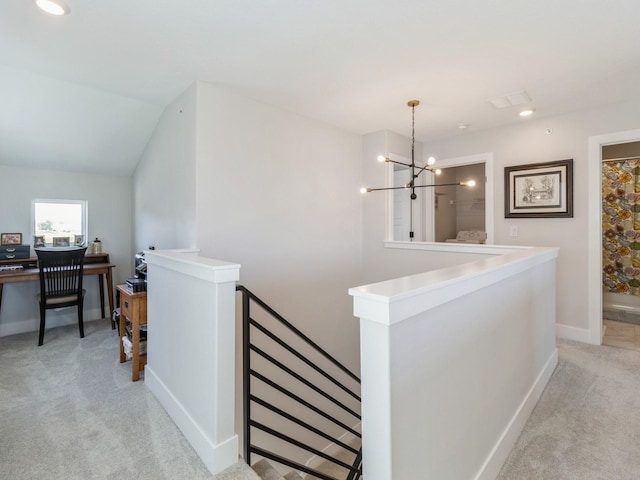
488,90,531,109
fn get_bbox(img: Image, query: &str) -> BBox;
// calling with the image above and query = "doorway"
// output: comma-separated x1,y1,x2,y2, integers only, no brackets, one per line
601,141,640,350
588,129,640,345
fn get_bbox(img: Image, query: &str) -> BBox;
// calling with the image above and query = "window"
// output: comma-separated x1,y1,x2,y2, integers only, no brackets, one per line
433,163,486,242
387,152,494,245
32,199,87,247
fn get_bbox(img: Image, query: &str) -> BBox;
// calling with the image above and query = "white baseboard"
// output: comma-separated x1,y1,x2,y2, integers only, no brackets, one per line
474,347,558,480
556,323,590,343
145,365,238,476
0,307,105,337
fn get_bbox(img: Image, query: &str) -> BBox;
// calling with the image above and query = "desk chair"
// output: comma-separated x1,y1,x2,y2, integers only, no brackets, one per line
35,247,88,346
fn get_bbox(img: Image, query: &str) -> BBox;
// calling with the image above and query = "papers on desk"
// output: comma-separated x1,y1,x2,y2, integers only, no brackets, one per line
122,336,147,359
0,265,23,271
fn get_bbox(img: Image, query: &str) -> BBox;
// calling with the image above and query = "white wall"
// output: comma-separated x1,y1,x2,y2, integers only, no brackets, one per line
133,85,197,252
418,100,640,338
0,165,132,336
0,64,163,176
194,82,363,371
145,250,240,475
362,131,389,260
351,247,558,480
131,83,364,455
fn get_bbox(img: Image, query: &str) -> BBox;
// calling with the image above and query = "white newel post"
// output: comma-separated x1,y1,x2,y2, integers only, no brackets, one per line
144,249,240,475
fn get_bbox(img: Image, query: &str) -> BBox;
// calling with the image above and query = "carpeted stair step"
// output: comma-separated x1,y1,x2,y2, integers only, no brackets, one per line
252,459,286,480
213,459,263,479
283,471,304,480
252,459,306,480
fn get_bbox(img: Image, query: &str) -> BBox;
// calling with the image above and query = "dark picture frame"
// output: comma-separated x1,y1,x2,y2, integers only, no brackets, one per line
33,235,45,248
1,233,22,245
504,159,573,218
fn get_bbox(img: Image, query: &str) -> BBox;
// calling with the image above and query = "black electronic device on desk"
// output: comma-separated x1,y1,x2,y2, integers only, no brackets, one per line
135,251,147,280
126,277,147,293
0,245,30,261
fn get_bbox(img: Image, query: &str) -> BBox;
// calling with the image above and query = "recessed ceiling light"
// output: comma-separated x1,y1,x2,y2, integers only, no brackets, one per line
35,0,70,16
458,123,469,130
519,109,535,117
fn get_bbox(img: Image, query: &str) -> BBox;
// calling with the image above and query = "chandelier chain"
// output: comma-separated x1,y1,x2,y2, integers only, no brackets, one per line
411,103,415,168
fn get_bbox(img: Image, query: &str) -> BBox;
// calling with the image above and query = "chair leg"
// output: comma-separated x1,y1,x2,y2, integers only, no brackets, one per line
38,304,46,347
78,301,85,339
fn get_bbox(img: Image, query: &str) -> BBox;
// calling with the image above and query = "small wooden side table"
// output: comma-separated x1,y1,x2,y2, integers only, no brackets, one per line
117,284,147,382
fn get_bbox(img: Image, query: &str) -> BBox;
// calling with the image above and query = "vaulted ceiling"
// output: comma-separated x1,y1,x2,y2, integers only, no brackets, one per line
2,0,640,175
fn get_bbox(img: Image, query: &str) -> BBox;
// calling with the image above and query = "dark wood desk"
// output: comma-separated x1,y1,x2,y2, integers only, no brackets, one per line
0,253,116,328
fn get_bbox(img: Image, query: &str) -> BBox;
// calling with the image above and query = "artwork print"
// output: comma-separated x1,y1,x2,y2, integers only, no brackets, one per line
513,171,561,208
504,159,573,218
1,233,22,245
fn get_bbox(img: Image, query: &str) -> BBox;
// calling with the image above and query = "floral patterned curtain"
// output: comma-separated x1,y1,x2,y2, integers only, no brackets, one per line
603,158,640,295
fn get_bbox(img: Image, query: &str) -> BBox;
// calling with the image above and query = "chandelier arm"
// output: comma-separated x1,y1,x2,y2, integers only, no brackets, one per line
365,182,467,192
366,186,418,192
385,158,412,168
412,164,434,179
410,182,466,189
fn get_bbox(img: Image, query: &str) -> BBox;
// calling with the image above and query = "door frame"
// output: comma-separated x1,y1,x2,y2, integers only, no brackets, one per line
588,129,640,344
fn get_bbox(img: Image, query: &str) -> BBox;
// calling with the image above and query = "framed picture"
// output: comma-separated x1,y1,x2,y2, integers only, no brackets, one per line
74,235,84,246
33,235,45,248
53,237,70,247
505,159,573,218
1,233,22,245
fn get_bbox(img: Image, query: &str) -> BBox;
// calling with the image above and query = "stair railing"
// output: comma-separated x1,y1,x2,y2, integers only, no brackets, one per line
237,285,362,480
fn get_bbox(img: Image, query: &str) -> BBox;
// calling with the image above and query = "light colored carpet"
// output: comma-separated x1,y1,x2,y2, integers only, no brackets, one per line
4,321,640,479
498,339,640,479
0,320,258,480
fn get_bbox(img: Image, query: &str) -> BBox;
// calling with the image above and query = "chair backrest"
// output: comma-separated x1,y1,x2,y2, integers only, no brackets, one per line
36,247,88,301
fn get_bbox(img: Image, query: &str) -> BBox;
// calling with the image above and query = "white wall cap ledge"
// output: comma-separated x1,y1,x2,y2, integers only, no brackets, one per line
350,246,558,326
384,240,531,255
145,249,240,284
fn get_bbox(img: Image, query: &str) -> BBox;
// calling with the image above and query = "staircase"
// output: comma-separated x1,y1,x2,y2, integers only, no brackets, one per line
252,450,360,480
237,286,363,480
212,455,357,480
253,459,305,479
